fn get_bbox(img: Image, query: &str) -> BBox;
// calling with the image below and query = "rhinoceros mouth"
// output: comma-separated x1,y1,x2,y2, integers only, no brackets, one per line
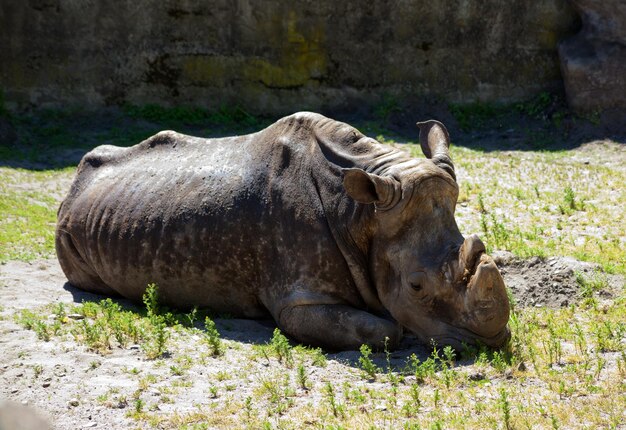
431,324,511,350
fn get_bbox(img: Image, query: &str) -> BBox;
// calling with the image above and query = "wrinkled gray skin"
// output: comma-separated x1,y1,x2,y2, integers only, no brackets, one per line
56,112,510,351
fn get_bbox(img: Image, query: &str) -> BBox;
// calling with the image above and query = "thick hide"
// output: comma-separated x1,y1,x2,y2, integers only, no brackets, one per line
56,112,510,350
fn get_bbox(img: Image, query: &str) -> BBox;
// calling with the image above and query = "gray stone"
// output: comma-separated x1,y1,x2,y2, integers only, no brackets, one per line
0,1,578,113
559,0,626,112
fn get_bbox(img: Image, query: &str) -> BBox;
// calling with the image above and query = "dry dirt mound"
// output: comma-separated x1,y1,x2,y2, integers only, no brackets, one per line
493,251,619,308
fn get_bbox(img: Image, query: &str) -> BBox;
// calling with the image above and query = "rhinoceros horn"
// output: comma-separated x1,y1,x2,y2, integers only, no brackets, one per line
416,120,456,181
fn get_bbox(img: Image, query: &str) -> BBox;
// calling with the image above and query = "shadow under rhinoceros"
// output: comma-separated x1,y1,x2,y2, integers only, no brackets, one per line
61,281,452,371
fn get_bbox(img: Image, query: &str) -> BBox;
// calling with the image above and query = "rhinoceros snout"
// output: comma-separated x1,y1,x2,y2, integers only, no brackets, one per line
465,253,510,338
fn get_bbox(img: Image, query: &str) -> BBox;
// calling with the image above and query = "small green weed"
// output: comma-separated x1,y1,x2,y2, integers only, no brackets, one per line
324,382,344,418
297,363,308,390
575,272,609,298
358,344,380,380
269,328,293,366
203,317,223,356
498,388,512,430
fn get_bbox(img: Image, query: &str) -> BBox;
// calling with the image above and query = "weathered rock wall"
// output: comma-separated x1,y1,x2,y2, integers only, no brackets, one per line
1,0,578,114
559,0,626,112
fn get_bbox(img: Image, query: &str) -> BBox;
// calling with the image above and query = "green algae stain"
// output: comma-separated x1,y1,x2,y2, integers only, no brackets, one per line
181,56,239,87
180,9,327,89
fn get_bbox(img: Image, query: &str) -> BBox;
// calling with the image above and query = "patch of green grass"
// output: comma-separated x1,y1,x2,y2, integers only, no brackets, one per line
16,284,176,359
427,145,626,274
0,167,74,262
2,106,625,430
13,292,626,429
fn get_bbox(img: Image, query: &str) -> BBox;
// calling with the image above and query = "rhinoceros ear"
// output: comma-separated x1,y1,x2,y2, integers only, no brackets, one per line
416,120,456,181
342,168,399,209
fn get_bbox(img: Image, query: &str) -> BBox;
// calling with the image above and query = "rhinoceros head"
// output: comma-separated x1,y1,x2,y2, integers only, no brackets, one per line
343,120,510,350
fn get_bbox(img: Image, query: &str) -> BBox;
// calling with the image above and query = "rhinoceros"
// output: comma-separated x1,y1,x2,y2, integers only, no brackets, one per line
56,112,510,351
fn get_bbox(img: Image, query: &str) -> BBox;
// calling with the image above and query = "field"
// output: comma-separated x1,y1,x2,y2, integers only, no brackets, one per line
0,102,624,429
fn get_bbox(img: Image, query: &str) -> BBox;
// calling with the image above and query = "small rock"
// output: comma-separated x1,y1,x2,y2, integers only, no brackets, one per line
82,423,97,428
67,314,85,320
504,369,513,379
10,389,18,394
517,362,527,372
128,344,140,350
527,257,541,267
42,382,50,388
375,404,387,411
68,399,79,407
469,372,485,381
21,400,28,406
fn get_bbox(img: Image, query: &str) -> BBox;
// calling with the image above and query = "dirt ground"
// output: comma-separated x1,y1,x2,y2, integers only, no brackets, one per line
0,123,624,428
1,252,621,429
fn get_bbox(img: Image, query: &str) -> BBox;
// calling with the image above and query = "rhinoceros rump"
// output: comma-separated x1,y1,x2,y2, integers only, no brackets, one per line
56,112,510,351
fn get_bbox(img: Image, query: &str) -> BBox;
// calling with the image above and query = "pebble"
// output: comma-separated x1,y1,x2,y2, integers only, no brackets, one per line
10,389,18,394
21,400,28,406
82,423,97,428
67,314,85,320
527,257,541,267
468,372,485,381
68,398,79,407
42,382,50,388
517,362,527,372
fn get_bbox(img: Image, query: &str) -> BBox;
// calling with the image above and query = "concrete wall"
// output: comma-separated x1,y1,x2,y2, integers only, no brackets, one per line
1,0,579,114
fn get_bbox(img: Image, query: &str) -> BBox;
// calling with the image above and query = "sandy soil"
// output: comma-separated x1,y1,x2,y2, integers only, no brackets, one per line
1,253,621,429
0,132,623,429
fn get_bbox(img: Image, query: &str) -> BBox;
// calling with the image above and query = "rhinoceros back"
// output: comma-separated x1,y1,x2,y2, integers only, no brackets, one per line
56,114,358,316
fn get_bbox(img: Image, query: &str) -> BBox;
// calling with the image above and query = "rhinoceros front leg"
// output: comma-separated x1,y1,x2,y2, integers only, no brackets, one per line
278,304,402,351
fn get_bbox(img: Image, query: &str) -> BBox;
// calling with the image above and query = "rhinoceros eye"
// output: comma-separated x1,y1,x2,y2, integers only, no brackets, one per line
407,272,426,292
